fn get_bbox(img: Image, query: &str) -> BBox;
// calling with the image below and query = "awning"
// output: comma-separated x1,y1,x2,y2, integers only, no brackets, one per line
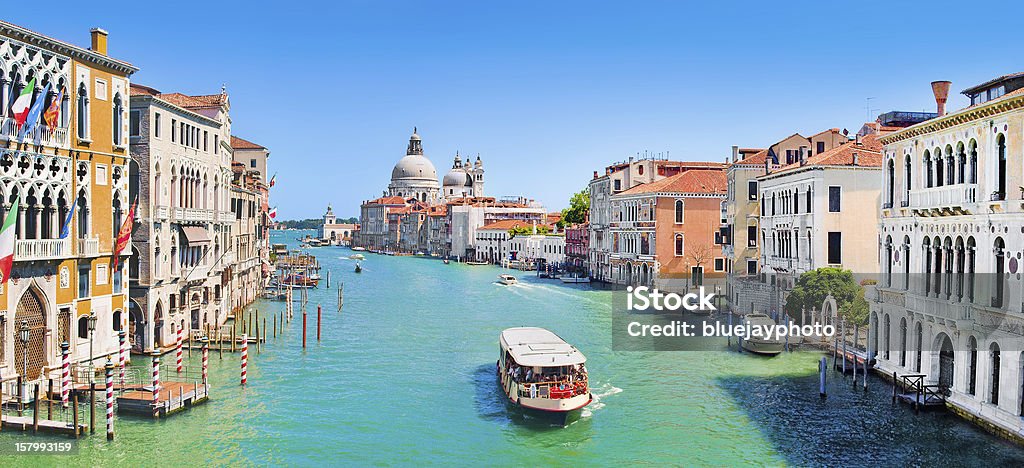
181,226,211,246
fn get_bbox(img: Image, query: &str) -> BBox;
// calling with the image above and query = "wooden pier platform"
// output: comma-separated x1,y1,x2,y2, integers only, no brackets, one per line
0,414,86,436
117,381,209,417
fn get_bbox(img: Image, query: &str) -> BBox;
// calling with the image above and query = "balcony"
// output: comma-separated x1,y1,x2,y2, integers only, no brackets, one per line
78,237,100,257
15,238,71,261
219,211,234,223
908,184,978,214
155,205,169,220
0,118,70,149
905,294,974,325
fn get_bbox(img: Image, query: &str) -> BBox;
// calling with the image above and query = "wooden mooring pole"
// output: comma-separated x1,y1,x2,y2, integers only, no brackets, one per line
32,384,40,433
72,393,80,438
317,304,322,341
819,357,827,398
90,382,96,434
302,309,308,349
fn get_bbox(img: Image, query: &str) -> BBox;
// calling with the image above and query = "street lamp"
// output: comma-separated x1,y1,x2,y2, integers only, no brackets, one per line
88,313,97,383
18,320,30,404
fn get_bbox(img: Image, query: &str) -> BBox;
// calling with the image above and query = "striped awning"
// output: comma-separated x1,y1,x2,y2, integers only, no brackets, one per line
181,226,211,246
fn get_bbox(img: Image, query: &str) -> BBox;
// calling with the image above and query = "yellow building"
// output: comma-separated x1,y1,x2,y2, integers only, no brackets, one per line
0,21,136,393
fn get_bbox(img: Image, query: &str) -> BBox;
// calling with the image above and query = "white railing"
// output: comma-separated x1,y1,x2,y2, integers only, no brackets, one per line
155,205,169,220
15,238,71,261
0,117,70,149
78,237,100,256
906,294,973,322
172,207,185,220
183,208,213,222
908,184,978,211
219,211,234,223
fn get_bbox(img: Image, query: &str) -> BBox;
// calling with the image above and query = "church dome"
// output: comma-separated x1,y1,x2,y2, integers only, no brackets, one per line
443,167,468,187
392,155,438,181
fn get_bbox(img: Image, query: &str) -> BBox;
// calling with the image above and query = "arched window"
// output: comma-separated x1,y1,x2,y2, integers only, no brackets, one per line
993,237,1005,307
903,236,911,290
923,237,932,295
674,234,683,257
914,322,923,372
886,159,895,206
956,143,966,184
76,82,89,139
967,335,977,396
903,155,912,202
899,317,908,367
885,236,893,287
112,93,124,145
990,342,1001,405
945,146,955,186
112,194,123,240
996,134,1007,200
966,236,976,302
923,150,933,188
968,140,978,184
674,200,683,224
935,148,944,187
883,314,891,360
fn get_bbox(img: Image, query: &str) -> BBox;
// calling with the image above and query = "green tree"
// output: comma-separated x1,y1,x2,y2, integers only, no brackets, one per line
508,224,551,237
558,188,590,228
784,267,866,324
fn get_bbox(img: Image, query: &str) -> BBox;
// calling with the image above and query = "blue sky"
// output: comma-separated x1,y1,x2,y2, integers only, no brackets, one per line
9,1,1024,218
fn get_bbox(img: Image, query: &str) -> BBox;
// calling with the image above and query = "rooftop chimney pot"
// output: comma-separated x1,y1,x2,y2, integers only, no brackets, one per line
731,145,739,163
931,80,952,117
90,28,108,56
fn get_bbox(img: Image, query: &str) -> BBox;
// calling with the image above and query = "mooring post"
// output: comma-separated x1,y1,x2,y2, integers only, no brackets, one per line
152,353,161,419
892,371,898,403
47,379,53,420
61,341,70,408
201,337,209,386
727,309,732,347
32,384,39,433
72,393,80,438
302,309,308,349
105,357,114,441
118,330,127,390
317,304,322,341
231,325,236,353
240,334,248,386
255,317,261,355
819,357,827,398
273,314,277,339
90,382,96,434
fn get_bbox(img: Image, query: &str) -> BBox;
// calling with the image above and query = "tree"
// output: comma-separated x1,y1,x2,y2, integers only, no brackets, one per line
508,224,550,238
784,267,865,324
557,188,590,228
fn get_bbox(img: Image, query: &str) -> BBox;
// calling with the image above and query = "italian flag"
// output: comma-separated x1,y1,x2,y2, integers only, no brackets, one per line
269,207,278,219
11,78,35,127
0,197,19,285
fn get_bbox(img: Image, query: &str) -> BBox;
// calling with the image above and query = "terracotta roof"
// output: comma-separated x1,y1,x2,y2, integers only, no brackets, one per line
365,196,408,205
736,148,771,165
478,219,530,231
427,205,447,216
618,169,727,196
772,135,882,174
231,135,266,150
131,83,227,111
962,72,1024,95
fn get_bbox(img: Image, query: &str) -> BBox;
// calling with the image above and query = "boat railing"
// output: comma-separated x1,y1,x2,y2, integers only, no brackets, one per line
516,379,588,399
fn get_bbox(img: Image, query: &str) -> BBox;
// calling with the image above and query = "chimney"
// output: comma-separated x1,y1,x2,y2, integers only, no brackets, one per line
931,80,952,116
852,152,859,166
593,170,598,179
799,147,807,166
90,28,108,56
731,145,739,163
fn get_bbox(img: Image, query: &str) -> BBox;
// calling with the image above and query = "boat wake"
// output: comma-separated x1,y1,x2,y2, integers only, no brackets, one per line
580,382,622,418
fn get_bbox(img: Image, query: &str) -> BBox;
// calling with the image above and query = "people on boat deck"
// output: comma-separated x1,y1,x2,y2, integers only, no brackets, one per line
504,360,587,387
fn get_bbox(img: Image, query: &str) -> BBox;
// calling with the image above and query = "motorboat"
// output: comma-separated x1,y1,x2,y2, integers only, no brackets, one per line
351,246,367,252
497,327,591,426
741,313,784,356
465,261,489,266
350,253,366,260
498,274,518,285
443,259,450,265
355,262,363,273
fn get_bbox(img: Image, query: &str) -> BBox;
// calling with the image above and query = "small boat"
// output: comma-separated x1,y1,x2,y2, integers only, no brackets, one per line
465,261,488,266
271,274,319,289
741,313,784,356
415,251,426,256
350,254,366,260
561,275,591,284
355,263,362,273
498,274,517,285
443,259,450,265
352,247,367,252
497,327,591,426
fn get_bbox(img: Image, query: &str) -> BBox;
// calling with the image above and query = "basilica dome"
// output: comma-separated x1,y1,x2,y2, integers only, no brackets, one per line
392,154,438,181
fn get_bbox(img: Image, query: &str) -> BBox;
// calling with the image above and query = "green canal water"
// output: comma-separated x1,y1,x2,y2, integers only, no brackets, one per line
5,229,1024,466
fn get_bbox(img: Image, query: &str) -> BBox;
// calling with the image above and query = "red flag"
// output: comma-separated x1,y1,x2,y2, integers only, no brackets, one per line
112,198,138,273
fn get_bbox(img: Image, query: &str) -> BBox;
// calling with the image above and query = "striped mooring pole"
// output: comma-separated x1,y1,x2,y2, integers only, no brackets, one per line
201,337,209,386
152,353,161,418
176,327,184,374
60,342,70,408
105,357,114,440
118,330,127,388
240,334,248,386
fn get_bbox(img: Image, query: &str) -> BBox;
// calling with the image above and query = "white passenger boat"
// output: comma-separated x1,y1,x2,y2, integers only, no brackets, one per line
351,246,366,251
498,274,517,285
350,253,366,260
497,327,591,425
741,313,784,356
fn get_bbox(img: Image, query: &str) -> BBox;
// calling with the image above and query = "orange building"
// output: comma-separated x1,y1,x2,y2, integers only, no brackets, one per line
608,168,727,294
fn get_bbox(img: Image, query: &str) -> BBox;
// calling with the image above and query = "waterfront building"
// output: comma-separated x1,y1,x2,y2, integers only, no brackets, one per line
441,151,484,200
425,204,448,256
128,82,233,351
588,159,725,284
228,155,269,317
565,223,589,274
870,75,1024,440
723,132,848,313
474,219,522,263
607,168,727,293
0,22,138,388
447,196,546,260
317,205,358,245
355,196,407,251
230,136,271,284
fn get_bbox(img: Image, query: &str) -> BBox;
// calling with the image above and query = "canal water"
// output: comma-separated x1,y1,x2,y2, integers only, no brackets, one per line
6,229,1024,466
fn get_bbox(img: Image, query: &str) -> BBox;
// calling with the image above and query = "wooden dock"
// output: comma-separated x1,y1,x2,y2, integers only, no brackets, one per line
117,381,209,417
1,414,86,436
